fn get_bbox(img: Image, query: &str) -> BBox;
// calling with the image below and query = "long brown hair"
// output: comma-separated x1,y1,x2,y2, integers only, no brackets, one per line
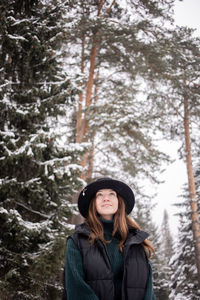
86,195,154,258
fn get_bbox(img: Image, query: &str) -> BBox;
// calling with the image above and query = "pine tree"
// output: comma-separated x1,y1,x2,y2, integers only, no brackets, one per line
161,210,173,261
169,159,200,299
147,26,200,285
133,197,171,299
0,1,83,299
169,196,200,299
154,209,174,300
63,0,174,185
151,231,169,300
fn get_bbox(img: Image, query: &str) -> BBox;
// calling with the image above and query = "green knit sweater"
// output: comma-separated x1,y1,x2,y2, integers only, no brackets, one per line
64,219,155,300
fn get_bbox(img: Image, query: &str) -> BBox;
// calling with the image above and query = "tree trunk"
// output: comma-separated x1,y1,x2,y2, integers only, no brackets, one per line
184,95,200,287
79,0,116,181
87,139,94,182
82,39,98,141
80,44,100,181
76,34,85,143
77,30,98,181
87,69,99,181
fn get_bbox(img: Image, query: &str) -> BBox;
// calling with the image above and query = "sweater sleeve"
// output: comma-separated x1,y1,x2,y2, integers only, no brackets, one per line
65,237,99,300
143,262,156,300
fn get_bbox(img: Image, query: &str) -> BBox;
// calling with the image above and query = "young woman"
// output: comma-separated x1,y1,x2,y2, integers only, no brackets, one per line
64,177,155,300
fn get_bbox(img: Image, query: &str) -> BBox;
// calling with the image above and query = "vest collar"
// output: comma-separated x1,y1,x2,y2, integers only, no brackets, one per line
75,223,149,245
124,229,149,246
75,223,90,236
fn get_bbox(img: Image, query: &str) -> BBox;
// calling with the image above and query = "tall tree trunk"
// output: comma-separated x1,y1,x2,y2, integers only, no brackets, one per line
87,140,94,182
80,40,97,180
82,39,98,141
80,1,105,179
87,69,100,181
73,0,103,221
70,34,86,225
76,34,85,143
184,95,200,287
80,0,116,181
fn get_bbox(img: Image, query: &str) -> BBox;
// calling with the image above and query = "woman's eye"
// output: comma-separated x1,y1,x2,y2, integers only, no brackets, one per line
97,193,103,198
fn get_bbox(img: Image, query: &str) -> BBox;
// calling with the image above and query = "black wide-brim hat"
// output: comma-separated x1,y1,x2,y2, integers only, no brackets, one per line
78,177,135,218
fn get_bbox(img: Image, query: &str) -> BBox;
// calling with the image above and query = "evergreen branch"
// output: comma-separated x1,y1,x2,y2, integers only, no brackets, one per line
98,0,105,16
16,202,50,220
169,100,184,119
104,0,116,17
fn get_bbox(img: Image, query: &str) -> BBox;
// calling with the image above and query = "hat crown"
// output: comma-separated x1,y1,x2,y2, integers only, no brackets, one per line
96,177,113,183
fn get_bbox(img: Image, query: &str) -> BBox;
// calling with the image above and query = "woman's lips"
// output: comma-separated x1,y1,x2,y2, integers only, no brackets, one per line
102,204,112,207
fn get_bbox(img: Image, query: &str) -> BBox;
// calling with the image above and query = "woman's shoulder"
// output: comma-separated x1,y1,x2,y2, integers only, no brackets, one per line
126,227,149,245
75,222,90,234
68,222,90,239
67,236,77,249
67,222,91,250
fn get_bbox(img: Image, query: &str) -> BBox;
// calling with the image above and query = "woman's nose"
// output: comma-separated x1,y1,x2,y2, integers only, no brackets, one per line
102,195,110,201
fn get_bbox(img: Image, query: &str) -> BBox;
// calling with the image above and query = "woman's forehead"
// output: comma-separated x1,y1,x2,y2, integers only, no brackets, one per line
96,188,116,193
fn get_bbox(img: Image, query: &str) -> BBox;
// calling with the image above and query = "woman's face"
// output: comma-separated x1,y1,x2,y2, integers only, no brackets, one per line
95,189,118,220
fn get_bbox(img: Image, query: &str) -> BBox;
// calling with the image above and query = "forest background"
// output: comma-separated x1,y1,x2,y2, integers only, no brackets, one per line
153,0,200,235
0,0,200,299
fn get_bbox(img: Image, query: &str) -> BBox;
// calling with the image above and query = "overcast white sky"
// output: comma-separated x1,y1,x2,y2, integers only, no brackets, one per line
152,0,200,235
174,0,200,36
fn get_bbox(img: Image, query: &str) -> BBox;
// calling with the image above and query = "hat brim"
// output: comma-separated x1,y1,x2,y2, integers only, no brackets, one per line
78,178,135,218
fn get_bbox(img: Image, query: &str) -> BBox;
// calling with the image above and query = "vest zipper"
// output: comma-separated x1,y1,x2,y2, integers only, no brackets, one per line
98,239,113,272
97,239,115,299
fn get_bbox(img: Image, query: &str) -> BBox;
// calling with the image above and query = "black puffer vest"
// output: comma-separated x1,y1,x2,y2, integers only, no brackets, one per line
70,223,149,300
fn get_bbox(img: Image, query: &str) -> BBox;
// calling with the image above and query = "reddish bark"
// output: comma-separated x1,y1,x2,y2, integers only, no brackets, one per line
184,95,200,286
76,34,85,143
87,69,99,181
79,0,116,180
